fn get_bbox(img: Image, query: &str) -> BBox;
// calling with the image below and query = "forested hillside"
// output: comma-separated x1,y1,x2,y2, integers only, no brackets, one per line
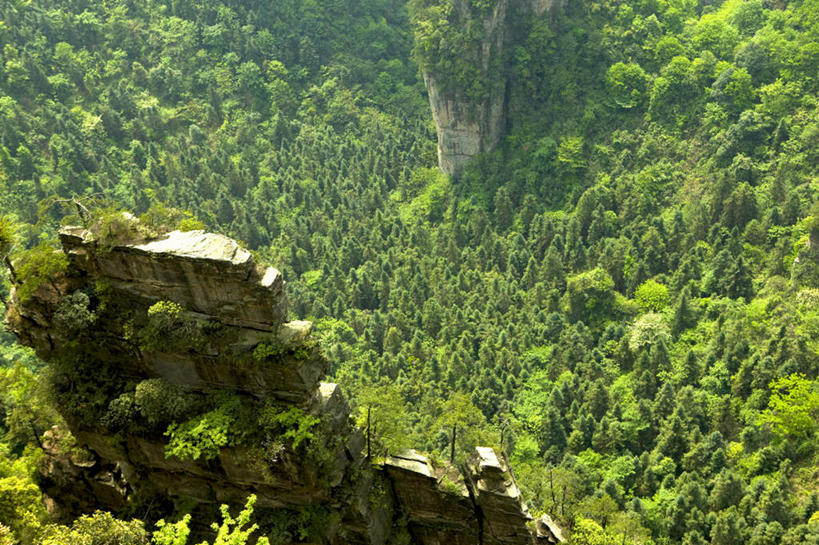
1,0,818,544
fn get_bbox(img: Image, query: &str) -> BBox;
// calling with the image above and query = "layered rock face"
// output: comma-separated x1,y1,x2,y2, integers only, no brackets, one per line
423,0,509,177
5,217,562,544
420,0,563,176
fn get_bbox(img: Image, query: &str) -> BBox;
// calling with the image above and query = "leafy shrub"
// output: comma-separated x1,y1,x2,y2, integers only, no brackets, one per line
13,242,69,303
253,341,285,363
102,392,138,429
606,62,648,108
134,379,197,427
758,374,819,442
165,394,239,461
0,475,45,542
53,291,97,334
139,301,198,352
635,279,670,312
139,203,205,234
629,313,671,353
563,268,616,324
259,405,320,450
88,209,150,249
36,511,148,545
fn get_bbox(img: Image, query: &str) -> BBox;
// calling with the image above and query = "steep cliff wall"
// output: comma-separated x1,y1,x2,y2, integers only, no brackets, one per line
421,0,509,177
414,0,563,176
4,214,562,544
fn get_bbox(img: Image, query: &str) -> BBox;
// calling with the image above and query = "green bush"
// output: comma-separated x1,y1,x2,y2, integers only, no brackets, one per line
36,511,148,545
606,62,648,108
563,268,616,324
635,279,670,312
53,291,97,334
165,394,239,461
259,405,320,450
139,301,198,352
134,379,197,427
13,242,69,303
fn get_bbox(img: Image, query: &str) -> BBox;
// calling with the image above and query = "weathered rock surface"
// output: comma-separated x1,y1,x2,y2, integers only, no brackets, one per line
60,226,287,330
421,0,563,176
4,219,562,544
423,0,509,177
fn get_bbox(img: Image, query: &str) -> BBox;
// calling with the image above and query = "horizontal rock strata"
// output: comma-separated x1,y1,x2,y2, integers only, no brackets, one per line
4,216,562,544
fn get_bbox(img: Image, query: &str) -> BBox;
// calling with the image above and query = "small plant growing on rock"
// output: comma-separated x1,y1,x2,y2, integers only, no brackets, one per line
88,209,153,250
134,379,198,427
438,475,463,496
252,341,285,363
259,405,320,450
154,494,270,545
139,203,205,235
139,301,198,352
12,242,69,303
164,394,239,461
53,290,97,335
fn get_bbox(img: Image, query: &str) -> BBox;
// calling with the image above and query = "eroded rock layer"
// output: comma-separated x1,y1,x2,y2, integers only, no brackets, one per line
5,219,562,544
423,0,509,177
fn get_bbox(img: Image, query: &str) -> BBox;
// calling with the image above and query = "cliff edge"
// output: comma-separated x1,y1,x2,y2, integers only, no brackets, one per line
412,0,563,176
4,213,562,544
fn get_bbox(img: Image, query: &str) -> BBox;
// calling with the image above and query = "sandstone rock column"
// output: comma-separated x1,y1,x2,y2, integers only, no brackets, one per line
418,0,509,177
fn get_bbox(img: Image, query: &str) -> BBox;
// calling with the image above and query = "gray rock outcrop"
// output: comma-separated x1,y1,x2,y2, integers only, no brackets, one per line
4,216,563,544
422,0,509,177
419,0,565,176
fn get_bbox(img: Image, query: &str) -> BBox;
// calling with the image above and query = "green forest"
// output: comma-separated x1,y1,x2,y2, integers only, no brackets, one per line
0,0,818,543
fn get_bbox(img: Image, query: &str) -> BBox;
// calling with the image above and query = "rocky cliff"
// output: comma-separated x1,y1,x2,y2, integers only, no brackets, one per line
419,0,509,177
417,0,562,176
4,214,562,544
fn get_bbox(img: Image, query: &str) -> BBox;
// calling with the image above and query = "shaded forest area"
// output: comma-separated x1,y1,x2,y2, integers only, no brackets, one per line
0,0,818,543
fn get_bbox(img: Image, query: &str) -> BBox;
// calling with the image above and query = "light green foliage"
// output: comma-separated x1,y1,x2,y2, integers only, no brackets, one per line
438,475,463,496
165,394,239,461
569,517,608,545
629,312,670,353
0,215,16,259
154,495,270,545
557,137,586,174
430,392,493,462
606,63,648,108
563,268,615,323
355,384,411,456
259,406,320,450
252,341,286,363
12,242,69,303
0,474,46,542
36,512,148,545
759,374,819,440
635,280,670,312
139,301,197,352
398,167,451,223
139,203,205,234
